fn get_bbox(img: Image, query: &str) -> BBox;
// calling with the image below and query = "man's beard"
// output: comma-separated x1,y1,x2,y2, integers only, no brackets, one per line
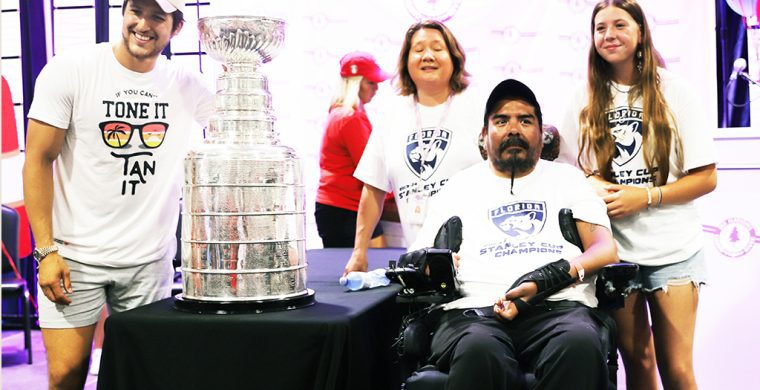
122,32,165,60
491,135,538,177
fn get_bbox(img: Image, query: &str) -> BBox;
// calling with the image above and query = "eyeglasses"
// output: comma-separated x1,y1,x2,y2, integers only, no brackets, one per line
99,121,169,149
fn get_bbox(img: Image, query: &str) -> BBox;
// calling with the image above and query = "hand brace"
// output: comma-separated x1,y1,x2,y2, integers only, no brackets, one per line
507,259,576,313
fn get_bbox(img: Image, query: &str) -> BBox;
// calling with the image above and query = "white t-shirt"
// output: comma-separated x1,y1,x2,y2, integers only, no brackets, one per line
558,68,715,266
411,160,611,310
28,43,213,267
354,90,484,246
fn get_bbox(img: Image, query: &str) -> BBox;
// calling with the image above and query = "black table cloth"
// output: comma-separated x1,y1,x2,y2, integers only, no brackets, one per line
97,248,407,390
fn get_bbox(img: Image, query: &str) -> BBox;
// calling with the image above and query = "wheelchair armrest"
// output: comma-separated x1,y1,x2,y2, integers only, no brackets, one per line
559,208,583,251
596,263,639,311
559,208,638,311
598,263,638,283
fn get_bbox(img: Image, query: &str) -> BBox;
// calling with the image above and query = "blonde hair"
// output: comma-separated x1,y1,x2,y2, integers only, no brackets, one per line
330,76,363,111
578,0,682,186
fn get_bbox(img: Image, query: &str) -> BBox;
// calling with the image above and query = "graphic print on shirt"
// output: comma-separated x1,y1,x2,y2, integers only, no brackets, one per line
479,201,563,259
607,106,659,185
100,93,170,196
490,201,547,239
405,127,451,181
608,106,643,166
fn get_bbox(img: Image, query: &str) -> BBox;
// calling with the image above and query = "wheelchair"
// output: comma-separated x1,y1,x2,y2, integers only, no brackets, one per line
386,208,637,390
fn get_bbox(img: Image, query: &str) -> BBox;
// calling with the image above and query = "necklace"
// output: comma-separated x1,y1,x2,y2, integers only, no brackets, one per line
609,82,630,94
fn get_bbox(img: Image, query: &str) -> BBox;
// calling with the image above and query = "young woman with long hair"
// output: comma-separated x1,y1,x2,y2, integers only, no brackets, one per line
559,1,717,388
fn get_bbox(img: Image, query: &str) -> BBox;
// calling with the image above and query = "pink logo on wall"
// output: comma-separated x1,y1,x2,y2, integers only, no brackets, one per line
704,218,760,258
405,0,462,21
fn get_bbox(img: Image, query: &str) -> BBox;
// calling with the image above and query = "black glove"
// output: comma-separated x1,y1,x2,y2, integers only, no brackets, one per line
508,259,576,312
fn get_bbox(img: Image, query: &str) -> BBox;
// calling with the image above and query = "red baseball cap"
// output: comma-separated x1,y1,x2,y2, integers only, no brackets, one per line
339,52,390,83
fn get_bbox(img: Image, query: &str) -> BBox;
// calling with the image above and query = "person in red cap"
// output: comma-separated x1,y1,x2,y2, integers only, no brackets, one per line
22,0,210,387
315,52,391,248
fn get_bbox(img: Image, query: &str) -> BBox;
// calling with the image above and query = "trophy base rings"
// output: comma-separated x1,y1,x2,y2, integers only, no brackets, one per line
173,289,315,314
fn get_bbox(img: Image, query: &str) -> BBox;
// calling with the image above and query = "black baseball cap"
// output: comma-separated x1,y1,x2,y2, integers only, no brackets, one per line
483,79,542,127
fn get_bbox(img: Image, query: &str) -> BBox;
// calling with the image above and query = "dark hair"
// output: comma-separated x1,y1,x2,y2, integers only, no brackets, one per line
395,20,470,96
122,0,184,33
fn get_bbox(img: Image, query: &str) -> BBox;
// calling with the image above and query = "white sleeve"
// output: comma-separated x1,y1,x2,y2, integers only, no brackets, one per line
562,165,611,231
353,124,392,192
192,76,214,128
27,55,77,130
664,74,716,173
408,179,458,251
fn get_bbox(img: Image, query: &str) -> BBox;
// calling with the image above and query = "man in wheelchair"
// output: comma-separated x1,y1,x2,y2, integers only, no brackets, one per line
400,79,619,390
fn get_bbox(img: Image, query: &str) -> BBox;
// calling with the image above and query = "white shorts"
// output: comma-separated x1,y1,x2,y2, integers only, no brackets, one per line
37,256,173,328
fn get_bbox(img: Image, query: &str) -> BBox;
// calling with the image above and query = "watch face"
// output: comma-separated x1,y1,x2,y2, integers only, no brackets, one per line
33,246,57,262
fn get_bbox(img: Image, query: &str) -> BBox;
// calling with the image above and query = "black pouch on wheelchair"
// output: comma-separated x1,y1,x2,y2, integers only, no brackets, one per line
387,216,462,300
386,248,459,299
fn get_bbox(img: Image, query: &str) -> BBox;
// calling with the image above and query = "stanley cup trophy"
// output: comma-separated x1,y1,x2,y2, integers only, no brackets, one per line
174,16,315,313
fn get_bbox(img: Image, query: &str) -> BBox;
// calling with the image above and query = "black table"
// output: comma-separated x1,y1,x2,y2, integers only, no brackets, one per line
97,248,407,390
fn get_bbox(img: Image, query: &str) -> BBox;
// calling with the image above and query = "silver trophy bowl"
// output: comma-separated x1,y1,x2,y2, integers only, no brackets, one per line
198,16,285,67
176,16,314,313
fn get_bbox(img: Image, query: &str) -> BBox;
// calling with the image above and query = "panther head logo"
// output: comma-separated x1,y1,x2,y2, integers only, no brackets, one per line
490,201,547,239
405,128,451,180
609,111,643,166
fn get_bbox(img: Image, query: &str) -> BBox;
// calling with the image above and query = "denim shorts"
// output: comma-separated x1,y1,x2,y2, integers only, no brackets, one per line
625,249,707,294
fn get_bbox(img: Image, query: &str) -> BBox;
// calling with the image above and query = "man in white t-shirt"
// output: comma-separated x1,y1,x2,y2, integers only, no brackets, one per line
408,79,618,389
22,1,212,387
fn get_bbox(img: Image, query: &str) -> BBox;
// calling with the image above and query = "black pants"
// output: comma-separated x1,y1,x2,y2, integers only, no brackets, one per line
429,303,607,390
314,203,383,248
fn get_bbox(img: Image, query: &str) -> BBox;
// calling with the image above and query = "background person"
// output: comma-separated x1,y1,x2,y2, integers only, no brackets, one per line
22,0,212,387
559,1,717,389
343,20,483,275
315,51,390,248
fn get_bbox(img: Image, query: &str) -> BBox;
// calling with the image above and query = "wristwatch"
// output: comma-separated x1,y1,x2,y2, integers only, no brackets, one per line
33,245,59,265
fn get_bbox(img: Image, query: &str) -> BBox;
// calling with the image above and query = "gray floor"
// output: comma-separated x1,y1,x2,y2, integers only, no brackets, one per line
2,329,99,390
